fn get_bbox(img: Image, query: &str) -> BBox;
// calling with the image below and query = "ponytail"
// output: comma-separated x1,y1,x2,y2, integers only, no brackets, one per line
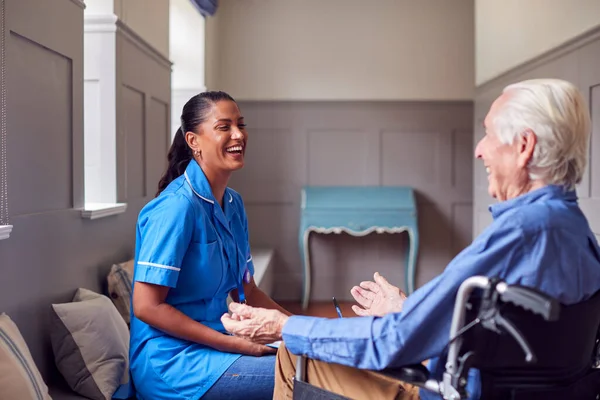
156,128,193,196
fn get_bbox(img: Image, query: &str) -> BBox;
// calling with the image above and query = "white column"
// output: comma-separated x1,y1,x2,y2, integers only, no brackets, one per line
83,13,118,205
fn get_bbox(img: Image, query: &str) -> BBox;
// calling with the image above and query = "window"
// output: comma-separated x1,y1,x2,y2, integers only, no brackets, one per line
169,0,207,140
0,0,11,240
81,5,126,219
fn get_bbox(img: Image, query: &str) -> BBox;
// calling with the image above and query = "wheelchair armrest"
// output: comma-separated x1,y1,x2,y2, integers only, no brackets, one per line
372,363,431,385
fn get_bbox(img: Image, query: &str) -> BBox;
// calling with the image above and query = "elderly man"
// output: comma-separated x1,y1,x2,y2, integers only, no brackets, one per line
222,79,600,400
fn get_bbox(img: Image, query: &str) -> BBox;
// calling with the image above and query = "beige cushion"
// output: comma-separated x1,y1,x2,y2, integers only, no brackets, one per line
50,288,129,400
0,313,52,400
107,259,134,325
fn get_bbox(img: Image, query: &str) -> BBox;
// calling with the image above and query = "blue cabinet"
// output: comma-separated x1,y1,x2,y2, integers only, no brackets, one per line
299,186,419,309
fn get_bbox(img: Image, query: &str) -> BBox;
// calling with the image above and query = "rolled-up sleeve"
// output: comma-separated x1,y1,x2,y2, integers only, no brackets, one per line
134,194,195,288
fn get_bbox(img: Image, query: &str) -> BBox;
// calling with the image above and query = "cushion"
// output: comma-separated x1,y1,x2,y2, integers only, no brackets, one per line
50,288,130,400
0,313,52,400
107,259,134,325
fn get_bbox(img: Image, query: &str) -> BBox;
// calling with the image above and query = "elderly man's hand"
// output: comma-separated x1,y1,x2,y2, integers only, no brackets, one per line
221,302,289,345
351,272,407,317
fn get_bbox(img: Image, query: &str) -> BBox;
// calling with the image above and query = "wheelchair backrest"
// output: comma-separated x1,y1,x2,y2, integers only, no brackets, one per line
463,288,600,388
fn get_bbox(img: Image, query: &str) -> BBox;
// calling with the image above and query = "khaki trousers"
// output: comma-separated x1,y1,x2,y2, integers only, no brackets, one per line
273,343,421,400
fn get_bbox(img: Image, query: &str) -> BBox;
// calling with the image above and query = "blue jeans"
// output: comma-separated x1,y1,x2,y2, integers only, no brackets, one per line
201,354,276,399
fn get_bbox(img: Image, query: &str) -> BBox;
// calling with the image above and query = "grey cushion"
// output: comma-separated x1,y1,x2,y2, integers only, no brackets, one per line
106,260,134,325
50,289,130,400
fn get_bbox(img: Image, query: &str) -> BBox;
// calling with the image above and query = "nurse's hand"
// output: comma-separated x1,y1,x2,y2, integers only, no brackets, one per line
233,337,278,357
350,272,406,317
221,302,289,345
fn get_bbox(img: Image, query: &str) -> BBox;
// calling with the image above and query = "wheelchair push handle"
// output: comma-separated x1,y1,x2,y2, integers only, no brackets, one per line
498,284,561,322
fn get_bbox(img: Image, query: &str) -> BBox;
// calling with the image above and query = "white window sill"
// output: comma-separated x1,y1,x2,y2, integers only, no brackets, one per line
81,203,127,220
0,225,13,240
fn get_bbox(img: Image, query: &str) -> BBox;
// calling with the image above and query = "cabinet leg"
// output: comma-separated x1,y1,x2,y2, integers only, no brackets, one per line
300,230,312,310
405,228,418,294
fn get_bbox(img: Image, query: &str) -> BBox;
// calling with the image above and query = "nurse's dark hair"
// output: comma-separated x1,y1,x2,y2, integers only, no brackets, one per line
156,91,236,196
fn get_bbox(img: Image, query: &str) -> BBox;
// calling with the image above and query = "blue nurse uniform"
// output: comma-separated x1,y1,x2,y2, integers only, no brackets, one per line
129,159,256,400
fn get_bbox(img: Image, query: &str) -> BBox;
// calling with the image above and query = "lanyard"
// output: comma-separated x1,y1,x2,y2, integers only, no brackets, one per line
228,245,250,304
232,247,252,304
237,278,247,304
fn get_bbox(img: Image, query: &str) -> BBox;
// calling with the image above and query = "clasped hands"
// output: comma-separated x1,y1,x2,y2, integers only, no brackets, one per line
221,272,407,344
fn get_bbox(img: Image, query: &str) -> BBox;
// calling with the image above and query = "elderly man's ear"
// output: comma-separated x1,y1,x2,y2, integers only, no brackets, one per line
517,129,537,168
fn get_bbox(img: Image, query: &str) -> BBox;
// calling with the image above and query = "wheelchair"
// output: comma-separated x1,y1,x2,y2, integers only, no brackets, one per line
293,276,600,399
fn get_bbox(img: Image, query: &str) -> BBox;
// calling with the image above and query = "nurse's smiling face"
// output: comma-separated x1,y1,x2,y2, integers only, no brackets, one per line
189,100,248,173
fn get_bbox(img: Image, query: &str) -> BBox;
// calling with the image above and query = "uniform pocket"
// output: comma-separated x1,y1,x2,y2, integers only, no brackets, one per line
191,238,218,246
186,241,221,268
182,241,227,299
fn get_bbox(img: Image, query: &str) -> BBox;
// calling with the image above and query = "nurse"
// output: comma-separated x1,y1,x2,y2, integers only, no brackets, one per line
129,91,290,400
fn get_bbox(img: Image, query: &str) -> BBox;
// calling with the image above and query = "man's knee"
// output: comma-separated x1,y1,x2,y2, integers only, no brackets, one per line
274,343,297,399
276,342,296,372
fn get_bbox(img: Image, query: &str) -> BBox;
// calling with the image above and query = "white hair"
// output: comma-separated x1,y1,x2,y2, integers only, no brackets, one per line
492,78,591,190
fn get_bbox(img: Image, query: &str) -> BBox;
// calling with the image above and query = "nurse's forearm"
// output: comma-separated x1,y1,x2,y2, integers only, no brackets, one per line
230,278,292,316
247,286,292,316
136,302,272,356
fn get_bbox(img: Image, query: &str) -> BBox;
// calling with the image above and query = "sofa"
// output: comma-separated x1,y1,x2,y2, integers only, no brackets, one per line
0,248,275,400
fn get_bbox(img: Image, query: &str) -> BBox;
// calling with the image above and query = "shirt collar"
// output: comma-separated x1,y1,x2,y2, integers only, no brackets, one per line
489,184,577,220
183,159,234,206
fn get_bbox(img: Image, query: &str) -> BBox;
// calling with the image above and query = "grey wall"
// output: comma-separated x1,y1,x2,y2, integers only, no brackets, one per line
0,0,170,385
116,23,171,202
473,28,600,243
228,101,474,302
